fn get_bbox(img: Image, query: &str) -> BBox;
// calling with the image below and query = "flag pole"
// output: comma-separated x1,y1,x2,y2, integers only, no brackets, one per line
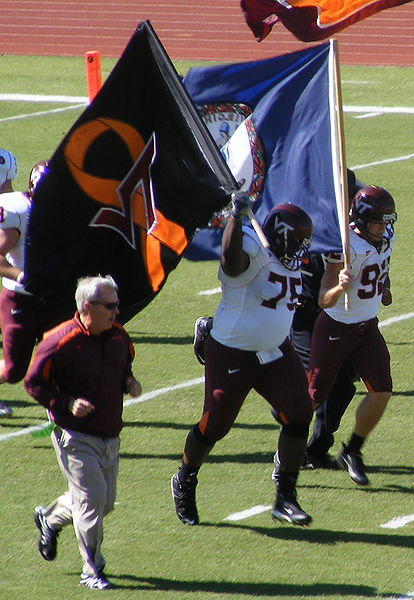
332,39,350,310
247,208,270,249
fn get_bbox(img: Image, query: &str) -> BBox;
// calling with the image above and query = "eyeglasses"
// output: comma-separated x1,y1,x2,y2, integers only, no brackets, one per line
89,301,119,310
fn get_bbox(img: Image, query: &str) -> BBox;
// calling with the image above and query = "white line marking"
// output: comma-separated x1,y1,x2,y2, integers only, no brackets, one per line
0,377,204,443
224,505,271,521
354,112,382,119
2,95,413,114
0,104,86,123
197,287,221,296
379,312,414,328
380,514,414,529
1,310,413,444
123,377,204,408
0,93,88,103
344,105,414,115
385,592,414,599
351,154,414,171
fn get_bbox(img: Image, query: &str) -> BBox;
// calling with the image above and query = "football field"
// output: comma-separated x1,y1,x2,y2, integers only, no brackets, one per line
0,55,413,599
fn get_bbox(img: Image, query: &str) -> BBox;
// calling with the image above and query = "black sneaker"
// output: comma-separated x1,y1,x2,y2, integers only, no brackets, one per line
171,472,199,525
337,443,369,485
193,317,213,365
306,452,340,470
272,491,312,526
0,400,12,417
34,506,60,561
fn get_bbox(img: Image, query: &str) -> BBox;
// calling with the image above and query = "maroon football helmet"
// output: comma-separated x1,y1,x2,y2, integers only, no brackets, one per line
350,185,397,250
262,203,313,270
27,159,49,199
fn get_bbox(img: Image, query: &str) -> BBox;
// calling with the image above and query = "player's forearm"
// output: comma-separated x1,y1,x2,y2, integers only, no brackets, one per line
318,284,345,308
221,218,249,276
0,256,21,281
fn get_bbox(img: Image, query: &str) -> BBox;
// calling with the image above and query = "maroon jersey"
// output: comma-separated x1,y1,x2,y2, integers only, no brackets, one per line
24,313,135,437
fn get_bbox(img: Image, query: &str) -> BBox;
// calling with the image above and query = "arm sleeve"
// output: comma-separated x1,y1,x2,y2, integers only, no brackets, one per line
24,338,74,414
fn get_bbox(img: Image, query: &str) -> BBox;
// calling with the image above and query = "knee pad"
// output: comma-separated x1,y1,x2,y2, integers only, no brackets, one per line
281,421,310,439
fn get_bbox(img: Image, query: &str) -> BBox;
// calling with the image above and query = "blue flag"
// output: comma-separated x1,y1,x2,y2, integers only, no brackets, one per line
183,41,345,261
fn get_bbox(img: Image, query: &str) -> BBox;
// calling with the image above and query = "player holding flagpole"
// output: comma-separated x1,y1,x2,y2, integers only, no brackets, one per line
172,191,315,526
308,185,397,485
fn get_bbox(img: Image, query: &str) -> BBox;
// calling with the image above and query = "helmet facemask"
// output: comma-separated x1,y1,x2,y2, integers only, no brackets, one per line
350,186,397,252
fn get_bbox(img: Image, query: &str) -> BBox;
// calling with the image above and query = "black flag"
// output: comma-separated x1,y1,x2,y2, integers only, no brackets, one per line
24,20,237,323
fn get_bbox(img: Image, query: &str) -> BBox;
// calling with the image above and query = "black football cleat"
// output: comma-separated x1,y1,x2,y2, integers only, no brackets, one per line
171,472,199,525
337,443,369,486
272,491,312,526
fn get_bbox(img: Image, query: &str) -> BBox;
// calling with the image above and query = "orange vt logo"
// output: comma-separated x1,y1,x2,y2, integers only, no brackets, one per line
64,118,187,292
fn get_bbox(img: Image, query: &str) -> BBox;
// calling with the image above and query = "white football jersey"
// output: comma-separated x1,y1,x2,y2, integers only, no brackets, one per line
324,226,394,324
211,227,302,358
0,191,31,293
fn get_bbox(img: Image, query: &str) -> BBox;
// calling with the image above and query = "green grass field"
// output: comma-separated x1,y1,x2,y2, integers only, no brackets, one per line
0,54,413,600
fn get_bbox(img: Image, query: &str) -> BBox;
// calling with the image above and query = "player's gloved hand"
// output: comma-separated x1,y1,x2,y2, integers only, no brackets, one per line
230,191,253,221
381,287,392,306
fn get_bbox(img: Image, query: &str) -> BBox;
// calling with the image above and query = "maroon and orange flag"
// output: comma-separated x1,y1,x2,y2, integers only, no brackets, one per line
24,21,237,324
241,0,412,42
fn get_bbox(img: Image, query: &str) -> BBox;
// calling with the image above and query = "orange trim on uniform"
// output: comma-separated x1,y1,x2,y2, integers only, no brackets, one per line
41,358,53,381
56,326,83,350
199,411,210,436
278,411,289,425
42,318,74,340
364,379,375,393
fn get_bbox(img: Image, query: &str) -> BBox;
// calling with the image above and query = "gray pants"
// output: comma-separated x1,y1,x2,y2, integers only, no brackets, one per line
44,428,120,577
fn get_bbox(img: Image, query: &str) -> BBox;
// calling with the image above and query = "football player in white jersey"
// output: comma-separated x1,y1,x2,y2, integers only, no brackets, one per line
172,192,314,526
308,185,397,486
0,148,19,416
0,158,73,417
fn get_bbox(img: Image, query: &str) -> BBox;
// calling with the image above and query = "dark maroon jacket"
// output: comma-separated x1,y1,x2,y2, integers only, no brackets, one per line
24,313,135,437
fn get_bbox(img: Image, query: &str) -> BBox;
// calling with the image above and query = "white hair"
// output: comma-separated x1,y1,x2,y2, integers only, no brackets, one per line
75,275,118,314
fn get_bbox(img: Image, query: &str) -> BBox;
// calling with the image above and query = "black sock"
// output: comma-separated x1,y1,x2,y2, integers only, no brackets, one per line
346,433,365,454
278,471,298,497
178,462,199,483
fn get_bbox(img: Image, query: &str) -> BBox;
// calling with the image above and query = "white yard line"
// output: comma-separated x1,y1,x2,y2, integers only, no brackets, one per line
0,104,87,123
351,154,414,171
197,287,221,296
0,377,204,443
0,93,88,103
1,94,413,113
224,505,272,521
1,311,412,443
380,515,414,529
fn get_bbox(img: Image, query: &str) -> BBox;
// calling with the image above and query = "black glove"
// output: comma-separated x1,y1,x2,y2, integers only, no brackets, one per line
230,191,252,221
